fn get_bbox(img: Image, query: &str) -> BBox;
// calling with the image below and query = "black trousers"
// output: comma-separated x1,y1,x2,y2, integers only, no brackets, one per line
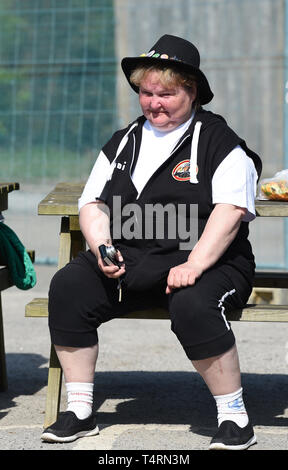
48,250,252,360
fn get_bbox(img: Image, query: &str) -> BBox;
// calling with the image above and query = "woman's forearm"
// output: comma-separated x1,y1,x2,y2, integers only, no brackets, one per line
187,203,247,272
166,203,247,293
79,202,111,257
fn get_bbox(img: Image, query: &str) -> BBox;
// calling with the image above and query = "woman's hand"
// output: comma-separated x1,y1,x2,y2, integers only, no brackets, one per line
97,247,126,279
79,202,126,278
165,260,203,294
166,204,246,294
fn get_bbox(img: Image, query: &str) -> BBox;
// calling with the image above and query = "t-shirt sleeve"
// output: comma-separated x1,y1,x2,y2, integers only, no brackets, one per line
78,150,111,211
212,145,258,222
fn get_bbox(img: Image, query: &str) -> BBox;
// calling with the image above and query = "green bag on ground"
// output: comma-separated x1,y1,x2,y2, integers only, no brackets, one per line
0,222,36,290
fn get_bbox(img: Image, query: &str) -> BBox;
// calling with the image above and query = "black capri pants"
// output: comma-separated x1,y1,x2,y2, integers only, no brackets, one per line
48,250,252,360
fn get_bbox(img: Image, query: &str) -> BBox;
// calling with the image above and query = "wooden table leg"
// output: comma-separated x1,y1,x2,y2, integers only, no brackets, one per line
57,217,72,269
44,344,63,428
44,217,71,427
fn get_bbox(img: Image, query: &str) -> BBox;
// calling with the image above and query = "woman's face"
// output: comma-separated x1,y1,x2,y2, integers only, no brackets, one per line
139,71,196,132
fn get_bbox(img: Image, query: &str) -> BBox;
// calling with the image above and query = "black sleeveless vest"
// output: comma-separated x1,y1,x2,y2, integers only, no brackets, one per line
98,109,262,290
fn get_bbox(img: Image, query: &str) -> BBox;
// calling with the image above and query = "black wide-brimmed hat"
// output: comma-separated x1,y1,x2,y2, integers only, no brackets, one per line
121,34,214,105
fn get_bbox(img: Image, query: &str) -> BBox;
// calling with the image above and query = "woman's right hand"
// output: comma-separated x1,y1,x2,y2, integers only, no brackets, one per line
97,246,126,279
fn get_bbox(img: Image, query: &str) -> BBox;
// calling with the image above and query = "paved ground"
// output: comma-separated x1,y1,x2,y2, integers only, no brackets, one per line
0,264,287,452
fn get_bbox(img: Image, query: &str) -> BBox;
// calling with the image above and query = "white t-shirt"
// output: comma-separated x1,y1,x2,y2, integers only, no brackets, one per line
79,119,258,222
132,118,193,194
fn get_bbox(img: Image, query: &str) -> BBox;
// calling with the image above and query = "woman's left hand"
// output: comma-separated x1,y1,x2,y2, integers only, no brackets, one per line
165,204,246,294
165,261,203,294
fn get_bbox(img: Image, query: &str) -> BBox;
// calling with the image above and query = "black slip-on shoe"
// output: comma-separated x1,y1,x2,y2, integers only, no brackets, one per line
41,411,99,443
209,420,257,450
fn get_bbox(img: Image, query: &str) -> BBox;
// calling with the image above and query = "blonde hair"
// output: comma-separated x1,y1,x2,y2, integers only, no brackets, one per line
130,65,200,108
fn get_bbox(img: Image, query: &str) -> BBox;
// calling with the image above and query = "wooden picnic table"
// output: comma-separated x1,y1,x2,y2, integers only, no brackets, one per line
37,181,288,271
38,182,86,270
0,182,20,391
38,181,288,217
0,182,19,212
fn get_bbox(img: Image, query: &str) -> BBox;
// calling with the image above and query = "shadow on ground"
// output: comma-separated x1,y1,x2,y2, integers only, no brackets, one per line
0,353,48,419
92,370,288,437
1,353,287,438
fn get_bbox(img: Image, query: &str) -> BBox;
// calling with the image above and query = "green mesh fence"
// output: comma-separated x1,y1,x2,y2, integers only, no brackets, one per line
0,0,116,182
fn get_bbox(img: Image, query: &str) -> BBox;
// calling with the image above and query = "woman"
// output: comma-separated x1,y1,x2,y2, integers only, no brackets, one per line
42,35,262,450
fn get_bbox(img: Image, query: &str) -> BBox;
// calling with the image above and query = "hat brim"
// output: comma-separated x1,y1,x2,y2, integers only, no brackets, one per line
121,56,214,105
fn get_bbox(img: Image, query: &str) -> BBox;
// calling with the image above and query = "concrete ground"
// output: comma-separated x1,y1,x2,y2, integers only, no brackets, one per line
0,264,287,452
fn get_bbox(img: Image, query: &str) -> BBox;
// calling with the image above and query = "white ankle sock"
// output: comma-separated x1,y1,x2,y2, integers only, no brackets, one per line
66,382,94,420
213,387,249,428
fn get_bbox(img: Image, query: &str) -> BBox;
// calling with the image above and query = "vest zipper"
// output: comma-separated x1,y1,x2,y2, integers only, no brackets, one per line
129,133,137,179
171,134,191,155
134,133,191,200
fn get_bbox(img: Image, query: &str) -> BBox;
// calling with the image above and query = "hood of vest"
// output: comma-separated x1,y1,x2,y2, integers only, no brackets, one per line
106,110,261,186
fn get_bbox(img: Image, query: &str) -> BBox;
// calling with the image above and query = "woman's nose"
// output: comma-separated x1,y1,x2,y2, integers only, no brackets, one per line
149,96,162,109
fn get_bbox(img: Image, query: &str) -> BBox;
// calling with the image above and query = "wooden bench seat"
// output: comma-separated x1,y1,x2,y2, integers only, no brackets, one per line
25,296,288,322
25,269,288,322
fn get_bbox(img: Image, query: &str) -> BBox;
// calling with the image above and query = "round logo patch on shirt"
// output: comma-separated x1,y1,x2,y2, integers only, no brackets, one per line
172,160,197,181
